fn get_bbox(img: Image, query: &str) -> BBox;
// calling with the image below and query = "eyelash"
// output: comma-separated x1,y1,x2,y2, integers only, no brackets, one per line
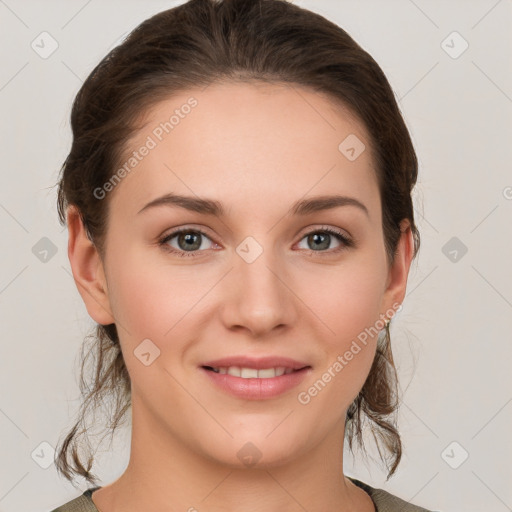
157,226,355,258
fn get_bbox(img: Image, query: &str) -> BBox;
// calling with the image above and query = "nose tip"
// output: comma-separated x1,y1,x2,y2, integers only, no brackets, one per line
221,252,297,338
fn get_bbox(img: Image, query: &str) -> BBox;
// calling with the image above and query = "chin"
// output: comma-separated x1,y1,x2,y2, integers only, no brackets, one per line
196,429,309,470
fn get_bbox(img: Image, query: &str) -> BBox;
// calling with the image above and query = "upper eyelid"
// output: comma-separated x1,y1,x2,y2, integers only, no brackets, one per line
160,225,216,241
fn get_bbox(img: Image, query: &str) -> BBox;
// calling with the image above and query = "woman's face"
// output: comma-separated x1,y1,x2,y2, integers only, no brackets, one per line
72,81,412,468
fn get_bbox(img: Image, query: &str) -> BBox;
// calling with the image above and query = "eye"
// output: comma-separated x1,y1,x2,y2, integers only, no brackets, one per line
296,227,354,254
158,226,354,258
158,228,217,257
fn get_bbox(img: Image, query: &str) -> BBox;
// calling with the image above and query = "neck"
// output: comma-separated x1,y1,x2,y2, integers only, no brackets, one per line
93,396,373,512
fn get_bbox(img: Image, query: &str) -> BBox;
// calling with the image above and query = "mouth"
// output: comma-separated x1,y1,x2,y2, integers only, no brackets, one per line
199,356,312,400
202,365,308,378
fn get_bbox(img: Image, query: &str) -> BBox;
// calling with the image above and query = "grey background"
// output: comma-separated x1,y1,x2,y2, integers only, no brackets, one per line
0,0,511,510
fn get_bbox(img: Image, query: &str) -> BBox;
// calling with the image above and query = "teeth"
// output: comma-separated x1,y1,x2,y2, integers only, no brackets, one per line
241,368,258,378
227,366,241,377
211,366,295,378
258,368,279,378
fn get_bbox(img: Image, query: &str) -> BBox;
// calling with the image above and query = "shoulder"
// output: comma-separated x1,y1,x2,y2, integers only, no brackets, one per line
349,477,438,512
49,488,100,512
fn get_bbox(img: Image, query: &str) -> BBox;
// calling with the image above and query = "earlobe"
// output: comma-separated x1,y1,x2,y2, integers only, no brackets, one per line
66,205,115,325
382,219,415,314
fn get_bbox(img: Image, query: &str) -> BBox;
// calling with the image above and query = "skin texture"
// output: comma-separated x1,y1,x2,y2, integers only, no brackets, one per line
67,81,414,512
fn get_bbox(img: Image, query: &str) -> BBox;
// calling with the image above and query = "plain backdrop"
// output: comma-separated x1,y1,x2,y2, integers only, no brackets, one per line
0,0,511,511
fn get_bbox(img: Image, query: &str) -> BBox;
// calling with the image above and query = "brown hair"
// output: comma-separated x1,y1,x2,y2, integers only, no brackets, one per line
55,0,420,485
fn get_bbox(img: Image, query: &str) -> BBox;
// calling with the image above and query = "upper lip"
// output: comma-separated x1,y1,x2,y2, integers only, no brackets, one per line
201,356,310,370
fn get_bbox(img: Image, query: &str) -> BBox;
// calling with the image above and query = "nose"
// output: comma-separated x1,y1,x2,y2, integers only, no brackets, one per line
220,246,298,338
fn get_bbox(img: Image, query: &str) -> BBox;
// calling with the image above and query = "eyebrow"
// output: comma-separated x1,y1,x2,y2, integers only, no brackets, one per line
137,193,369,218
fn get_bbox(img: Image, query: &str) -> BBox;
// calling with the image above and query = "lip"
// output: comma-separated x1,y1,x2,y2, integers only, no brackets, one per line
201,355,310,370
199,356,312,400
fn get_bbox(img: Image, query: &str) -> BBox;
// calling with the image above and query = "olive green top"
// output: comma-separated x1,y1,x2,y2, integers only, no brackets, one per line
50,478,436,511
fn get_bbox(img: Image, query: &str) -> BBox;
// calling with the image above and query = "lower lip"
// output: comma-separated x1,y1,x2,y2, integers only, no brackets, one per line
201,367,311,400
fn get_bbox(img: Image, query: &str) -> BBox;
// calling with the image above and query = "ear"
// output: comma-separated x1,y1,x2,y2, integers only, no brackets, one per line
66,205,115,325
381,218,415,316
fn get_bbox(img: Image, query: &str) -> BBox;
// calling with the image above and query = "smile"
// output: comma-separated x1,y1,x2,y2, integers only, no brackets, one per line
203,366,297,378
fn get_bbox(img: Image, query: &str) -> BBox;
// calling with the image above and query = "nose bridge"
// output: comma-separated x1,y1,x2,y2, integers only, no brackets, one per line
223,236,296,336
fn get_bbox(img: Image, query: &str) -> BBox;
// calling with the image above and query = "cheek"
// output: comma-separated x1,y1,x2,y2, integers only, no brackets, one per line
105,245,205,339
298,256,386,346
104,253,196,393
296,266,384,415
295,257,385,403
104,245,224,389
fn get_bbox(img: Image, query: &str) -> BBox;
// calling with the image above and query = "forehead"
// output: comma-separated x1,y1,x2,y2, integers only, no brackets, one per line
109,81,380,220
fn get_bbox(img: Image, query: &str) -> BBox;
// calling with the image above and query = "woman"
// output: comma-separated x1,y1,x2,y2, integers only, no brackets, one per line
51,0,435,510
